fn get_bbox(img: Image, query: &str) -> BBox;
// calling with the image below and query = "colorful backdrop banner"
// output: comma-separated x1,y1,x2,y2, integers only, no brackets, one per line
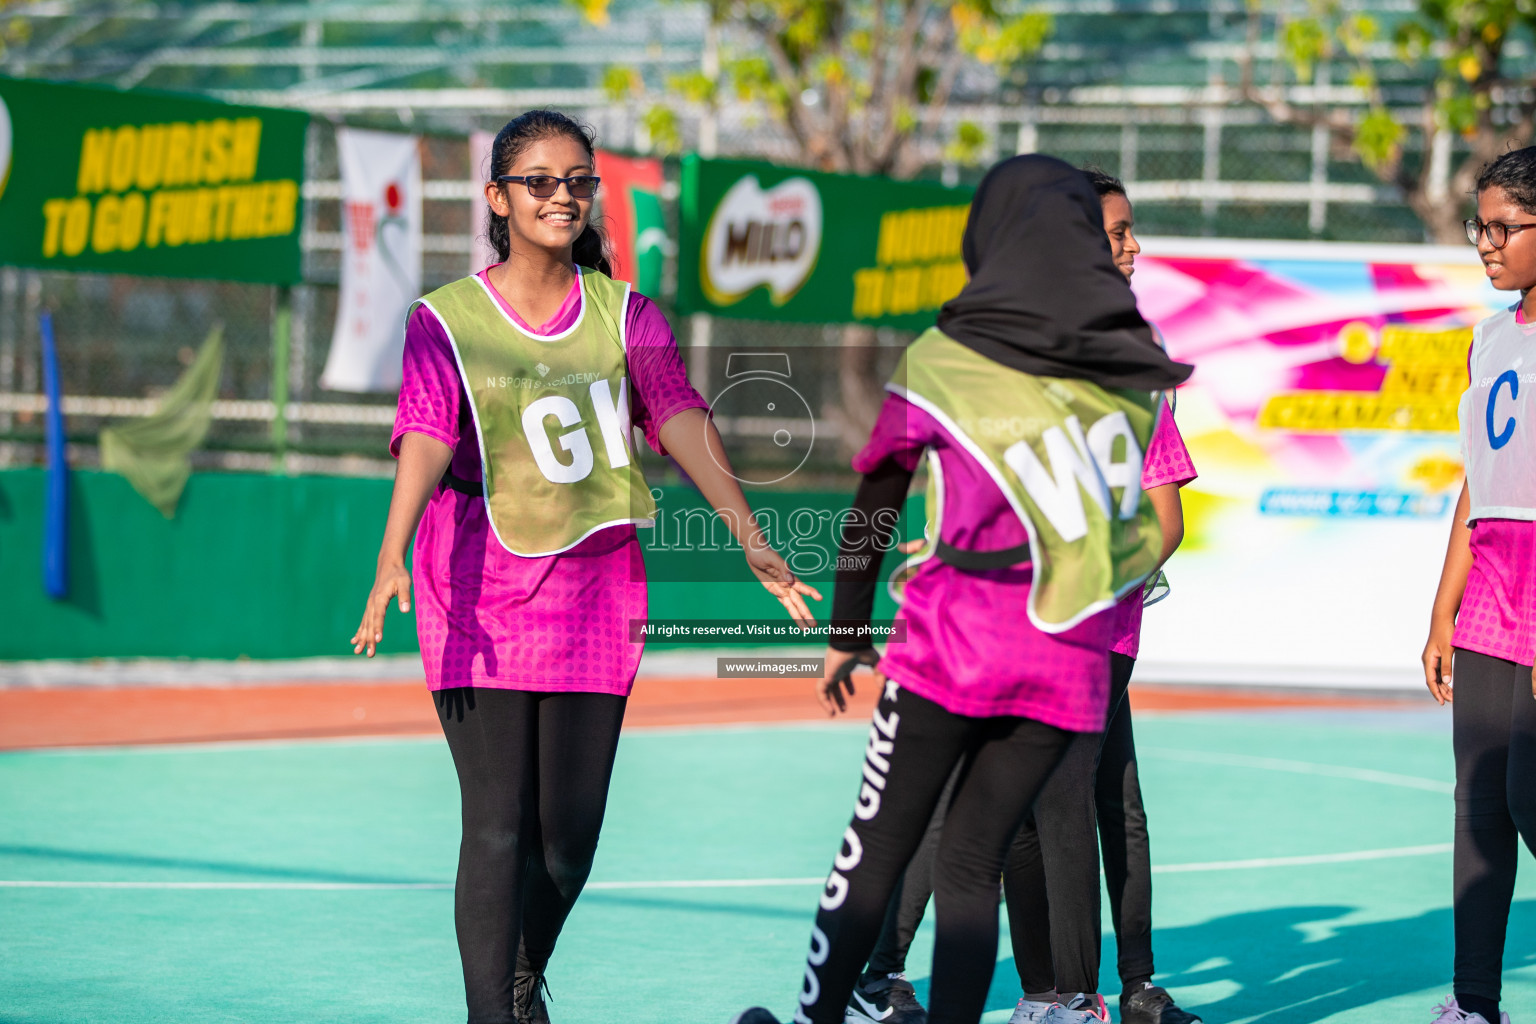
677,155,974,328
0,76,307,284
1129,238,1496,687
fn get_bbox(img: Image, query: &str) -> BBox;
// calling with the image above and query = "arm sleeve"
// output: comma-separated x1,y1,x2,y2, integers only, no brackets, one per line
1142,398,1198,489
390,304,464,458
625,293,710,456
828,461,916,652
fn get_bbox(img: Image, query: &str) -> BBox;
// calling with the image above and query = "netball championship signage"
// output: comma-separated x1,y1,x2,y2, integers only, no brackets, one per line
678,155,974,329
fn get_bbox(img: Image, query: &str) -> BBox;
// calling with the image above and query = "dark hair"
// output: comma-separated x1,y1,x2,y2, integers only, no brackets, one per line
1082,167,1127,199
1476,146,1536,214
486,109,615,276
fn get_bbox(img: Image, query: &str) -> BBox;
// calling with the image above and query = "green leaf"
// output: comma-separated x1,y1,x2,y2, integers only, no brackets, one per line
602,65,640,102
1353,107,1404,170
1281,18,1329,83
667,69,717,105
944,120,990,166
640,105,682,155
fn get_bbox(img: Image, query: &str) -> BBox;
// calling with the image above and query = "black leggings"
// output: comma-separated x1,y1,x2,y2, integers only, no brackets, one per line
434,687,627,1024
1007,651,1153,997
1451,648,1536,1017
795,681,1075,1024
867,654,1151,998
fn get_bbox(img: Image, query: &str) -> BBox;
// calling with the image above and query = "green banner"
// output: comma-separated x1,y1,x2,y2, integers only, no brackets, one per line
678,155,975,329
0,76,307,284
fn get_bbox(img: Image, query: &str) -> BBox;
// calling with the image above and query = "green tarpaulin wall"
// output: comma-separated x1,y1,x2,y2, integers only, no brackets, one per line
0,470,911,661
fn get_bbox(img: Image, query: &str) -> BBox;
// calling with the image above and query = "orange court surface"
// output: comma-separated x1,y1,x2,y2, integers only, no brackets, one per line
0,673,1424,750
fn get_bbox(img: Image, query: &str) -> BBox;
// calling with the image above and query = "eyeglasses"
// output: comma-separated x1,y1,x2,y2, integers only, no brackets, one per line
1465,217,1536,249
495,174,600,199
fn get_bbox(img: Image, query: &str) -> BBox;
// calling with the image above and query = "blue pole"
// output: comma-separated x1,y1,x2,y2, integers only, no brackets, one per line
40,309,68,600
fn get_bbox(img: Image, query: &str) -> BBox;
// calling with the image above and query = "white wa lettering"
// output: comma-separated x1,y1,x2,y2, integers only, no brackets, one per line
521,376,633,485
1003,413,1125,542
1087,410,1143,519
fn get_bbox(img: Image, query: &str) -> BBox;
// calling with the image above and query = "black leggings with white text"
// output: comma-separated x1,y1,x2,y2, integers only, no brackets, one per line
1451,649,1536,1018
794,680,1077,1024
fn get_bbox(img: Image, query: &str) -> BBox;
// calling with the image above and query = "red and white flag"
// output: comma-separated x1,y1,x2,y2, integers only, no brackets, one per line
321,127,422,392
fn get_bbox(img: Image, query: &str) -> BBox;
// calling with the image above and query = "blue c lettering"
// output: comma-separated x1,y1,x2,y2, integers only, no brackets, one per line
1487,369,1519,450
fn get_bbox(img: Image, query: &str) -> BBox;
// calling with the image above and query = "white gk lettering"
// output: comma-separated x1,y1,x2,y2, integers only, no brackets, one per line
1004,411,1142,541
521,376,633,484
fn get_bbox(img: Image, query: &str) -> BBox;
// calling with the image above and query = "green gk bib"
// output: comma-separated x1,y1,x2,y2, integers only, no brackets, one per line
412,268,656,557
890,329,1162,632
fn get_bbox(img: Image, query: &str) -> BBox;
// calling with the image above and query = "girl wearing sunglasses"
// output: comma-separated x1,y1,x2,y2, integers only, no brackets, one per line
351,109,818,1024
1423,146,1536,1024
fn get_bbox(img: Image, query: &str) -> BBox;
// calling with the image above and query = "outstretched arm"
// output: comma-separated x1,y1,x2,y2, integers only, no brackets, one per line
1422,482,1473,704
1146,481,1184,570
819,459,915,716
658,407,822,623
351,432,453,657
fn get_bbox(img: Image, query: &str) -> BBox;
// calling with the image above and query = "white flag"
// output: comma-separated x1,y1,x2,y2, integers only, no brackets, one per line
321,128,422,393
469,129,499,274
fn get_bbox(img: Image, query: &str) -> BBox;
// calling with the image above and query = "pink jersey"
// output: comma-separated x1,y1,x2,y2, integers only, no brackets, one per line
392,268,708,693
1453,521,1536,666
1106,401,1198,659
857,393,1138,732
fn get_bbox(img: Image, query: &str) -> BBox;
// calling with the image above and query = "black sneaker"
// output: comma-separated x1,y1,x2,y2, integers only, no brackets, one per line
730,1010,783,1024
1119,983,1201,1024
847,971,928,1024
513,968,552,1024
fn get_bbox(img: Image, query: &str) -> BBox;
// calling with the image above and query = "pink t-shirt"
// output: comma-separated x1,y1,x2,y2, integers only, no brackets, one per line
1106,401,1198,659
1453,521,1536,666
392,268,708,693
857,394,1129,732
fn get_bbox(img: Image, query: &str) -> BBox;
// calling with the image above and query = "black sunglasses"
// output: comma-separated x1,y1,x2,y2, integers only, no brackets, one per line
495,174,600,199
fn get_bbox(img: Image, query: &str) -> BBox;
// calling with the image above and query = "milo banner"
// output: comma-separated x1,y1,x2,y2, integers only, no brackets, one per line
677,155,973,328
1130,239,1497,687
0,76,307,284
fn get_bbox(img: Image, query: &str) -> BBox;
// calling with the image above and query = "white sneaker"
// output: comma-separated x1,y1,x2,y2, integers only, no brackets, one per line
1008,998,1057,1024
1431,996,1512,1024
1045,993,1110,1024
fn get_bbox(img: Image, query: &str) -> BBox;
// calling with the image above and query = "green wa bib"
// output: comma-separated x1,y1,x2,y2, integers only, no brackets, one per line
411,268,656,557
890,328,1162,632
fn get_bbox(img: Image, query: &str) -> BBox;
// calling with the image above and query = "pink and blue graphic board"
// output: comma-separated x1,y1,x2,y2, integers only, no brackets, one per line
1131,239,1497,685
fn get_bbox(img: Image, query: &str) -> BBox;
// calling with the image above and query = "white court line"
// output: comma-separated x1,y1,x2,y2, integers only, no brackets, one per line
1149,843,1452,874
0,844,1454,891
1140,747,1454,794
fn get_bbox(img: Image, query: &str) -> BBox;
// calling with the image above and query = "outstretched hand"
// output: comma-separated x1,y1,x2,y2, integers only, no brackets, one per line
352,563,412,658
745,544,822,626
818,646,881,716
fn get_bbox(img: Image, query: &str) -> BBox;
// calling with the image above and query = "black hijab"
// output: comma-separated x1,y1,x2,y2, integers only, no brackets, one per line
935,154,1193,391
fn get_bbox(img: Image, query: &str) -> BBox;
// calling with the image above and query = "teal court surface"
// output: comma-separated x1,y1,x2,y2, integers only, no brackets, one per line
2,706,1534,1024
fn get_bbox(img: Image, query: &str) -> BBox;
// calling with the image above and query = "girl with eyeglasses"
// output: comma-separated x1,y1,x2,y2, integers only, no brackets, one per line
351,109,818,1024
1423,146,1536,1024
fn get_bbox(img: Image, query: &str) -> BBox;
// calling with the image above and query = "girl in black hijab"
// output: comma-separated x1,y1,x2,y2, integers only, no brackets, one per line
734,155,1190,1024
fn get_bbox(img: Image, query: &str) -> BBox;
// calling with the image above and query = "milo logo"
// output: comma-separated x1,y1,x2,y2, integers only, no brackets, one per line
701,174,822,306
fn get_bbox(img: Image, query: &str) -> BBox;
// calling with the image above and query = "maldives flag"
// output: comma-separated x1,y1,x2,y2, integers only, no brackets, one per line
595,150,665,297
